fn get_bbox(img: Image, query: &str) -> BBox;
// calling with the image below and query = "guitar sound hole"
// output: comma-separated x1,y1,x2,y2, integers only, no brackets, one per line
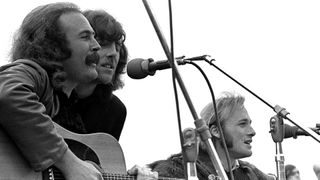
65,139,101,166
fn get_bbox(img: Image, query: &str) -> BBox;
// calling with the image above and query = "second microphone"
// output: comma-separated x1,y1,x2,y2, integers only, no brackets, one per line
127,58,187,79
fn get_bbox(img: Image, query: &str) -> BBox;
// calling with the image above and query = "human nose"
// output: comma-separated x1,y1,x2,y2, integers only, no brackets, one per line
91,38,101,52
107,43,117,56
248,125,256,137
104,43,118,61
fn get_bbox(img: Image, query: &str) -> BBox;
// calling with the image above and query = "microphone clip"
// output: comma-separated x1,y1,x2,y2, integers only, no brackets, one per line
269,115,284,143
182,128,199,180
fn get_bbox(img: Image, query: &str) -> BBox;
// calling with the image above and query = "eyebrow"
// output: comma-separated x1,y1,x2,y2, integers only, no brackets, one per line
79,29,95,36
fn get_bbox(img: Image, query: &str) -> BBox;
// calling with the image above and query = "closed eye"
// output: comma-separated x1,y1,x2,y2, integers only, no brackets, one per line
238,119,251,126
81,35,90,40
79,30,95,40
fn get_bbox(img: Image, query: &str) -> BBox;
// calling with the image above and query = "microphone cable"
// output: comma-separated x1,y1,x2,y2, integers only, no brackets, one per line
167,0,188,178
202,58,320,143
185,61,234,180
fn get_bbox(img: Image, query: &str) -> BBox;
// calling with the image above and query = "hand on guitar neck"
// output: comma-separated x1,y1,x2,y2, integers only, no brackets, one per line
128,165,158,180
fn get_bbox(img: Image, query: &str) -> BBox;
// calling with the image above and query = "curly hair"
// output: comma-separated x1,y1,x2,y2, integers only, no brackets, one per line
10,2,82,90
83,10,128,90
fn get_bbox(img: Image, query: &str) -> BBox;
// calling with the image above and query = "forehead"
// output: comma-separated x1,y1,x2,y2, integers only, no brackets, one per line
58,12,94,35
224,106,250,124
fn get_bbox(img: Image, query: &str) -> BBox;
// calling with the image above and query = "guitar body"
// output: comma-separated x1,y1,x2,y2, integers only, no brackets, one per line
0,122,127,179
0,126,42,179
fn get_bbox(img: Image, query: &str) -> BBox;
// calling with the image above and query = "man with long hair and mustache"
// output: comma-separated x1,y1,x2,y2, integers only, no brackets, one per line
54,9,128,140
0,2,103,179
0,2,157,180
52,8,158,180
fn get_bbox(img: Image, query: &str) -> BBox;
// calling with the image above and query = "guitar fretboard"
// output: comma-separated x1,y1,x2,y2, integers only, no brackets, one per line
49,168,183,180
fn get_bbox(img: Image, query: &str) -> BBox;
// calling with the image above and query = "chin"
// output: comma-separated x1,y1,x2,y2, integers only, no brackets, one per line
98,75,112,84
242,150,252,158
83,71,98,83
235,150,252,159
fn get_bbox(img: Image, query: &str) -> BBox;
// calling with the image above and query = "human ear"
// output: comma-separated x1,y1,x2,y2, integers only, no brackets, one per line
210,125,220,138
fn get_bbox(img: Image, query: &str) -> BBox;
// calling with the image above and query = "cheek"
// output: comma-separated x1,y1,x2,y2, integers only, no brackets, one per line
222,129,235,148
115,59,120,67
97,56,105,66
72,42,88,54
114,55,120,66
225,134,234,148
97,51,105,60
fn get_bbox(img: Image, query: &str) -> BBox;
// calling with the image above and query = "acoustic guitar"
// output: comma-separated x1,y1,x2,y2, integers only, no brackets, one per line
0,122,179,180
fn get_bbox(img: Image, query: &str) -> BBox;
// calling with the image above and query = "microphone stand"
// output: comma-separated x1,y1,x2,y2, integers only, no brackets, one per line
141,0,228,179
269,115,286,180
183,128,199,180
204,59,320,144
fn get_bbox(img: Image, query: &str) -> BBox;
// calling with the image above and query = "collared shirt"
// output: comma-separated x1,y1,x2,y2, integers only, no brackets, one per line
229,159,240,172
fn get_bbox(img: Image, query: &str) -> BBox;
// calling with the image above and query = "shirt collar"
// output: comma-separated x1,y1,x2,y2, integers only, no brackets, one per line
233,160,240,170
225,159,240,172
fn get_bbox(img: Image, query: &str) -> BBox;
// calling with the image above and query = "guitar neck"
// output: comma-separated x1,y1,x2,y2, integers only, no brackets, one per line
102,173,182,180
48,168,183,180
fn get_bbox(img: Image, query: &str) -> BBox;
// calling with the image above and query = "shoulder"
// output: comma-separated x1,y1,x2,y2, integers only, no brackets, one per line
0,59,49,83
6,59,47,74
0,59,51,94
110,93,126,109
0,59,58,118
239,160,276,180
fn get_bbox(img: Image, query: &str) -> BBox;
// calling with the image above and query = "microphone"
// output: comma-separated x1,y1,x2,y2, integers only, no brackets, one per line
284,124,320,139
127,58,187,79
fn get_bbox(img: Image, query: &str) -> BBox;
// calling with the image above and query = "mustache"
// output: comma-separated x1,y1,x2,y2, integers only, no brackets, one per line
85,52,100,66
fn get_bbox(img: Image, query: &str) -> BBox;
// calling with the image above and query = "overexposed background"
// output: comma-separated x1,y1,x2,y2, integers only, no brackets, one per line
1,0,320,179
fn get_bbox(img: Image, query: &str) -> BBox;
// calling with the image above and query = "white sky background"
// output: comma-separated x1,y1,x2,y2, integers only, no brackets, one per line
1,0,320,179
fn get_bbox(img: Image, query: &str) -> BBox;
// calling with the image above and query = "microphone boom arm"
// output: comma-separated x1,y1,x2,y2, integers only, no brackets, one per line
141,0,228,179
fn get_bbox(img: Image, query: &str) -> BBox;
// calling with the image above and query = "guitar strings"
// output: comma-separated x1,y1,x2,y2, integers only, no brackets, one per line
52,171,183,180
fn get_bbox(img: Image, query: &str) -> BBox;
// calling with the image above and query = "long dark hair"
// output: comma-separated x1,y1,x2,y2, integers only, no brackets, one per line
10,2,82,89
83,10,128,90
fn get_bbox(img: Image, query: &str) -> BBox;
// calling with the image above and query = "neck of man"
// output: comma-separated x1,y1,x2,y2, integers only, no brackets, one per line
75,82,97,98
61,80,77,97
214,141,237,172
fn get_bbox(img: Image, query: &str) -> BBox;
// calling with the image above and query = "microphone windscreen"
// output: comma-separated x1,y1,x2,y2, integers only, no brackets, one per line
284,124,299,138
127,58,147,79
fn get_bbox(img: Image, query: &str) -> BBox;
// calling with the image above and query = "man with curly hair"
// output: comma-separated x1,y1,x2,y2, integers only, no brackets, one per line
0,2,103,179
